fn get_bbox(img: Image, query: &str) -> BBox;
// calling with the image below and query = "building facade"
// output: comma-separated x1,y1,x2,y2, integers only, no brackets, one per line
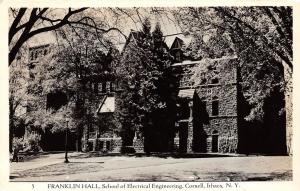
23,34,287,155
172,57,239,153
85,34,242,154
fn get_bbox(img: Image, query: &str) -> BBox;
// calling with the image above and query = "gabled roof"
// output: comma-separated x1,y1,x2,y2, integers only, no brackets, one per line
164,34,192,49
97,96,115,113
170,37,184,50
121,31,143,53
122,30,170,53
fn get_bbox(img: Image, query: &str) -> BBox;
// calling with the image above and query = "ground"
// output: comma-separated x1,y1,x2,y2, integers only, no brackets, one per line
10,152,292,181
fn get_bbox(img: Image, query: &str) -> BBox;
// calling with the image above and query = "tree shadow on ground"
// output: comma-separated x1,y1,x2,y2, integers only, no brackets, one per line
192,170,292,181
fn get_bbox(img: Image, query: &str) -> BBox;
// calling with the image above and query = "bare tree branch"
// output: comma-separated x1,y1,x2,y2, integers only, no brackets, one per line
9,8,130,65
9,8,27,43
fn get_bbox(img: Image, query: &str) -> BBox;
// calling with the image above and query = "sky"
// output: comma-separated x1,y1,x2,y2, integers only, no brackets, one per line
24,8,191,51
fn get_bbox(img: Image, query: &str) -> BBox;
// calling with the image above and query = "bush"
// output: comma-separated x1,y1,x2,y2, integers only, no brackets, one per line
24,133,42,152
12,137,25,151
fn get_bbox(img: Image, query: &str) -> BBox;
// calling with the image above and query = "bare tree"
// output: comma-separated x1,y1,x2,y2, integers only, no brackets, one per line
9,8,127,66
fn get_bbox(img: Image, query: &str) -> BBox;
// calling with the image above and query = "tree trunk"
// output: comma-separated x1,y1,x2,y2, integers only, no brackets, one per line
283,60,293,155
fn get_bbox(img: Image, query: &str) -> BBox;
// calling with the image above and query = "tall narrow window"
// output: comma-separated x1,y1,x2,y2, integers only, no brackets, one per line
98,83,102,92
30,51,34,60
212,98,219,116
94,82,98,93
212,130,219,152
102,82,106,93
115,81,119,91
175,51,181,62
110,82,115,92
106,82,110,93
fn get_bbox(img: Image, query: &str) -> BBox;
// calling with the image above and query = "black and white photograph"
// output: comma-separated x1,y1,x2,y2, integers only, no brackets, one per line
6,5,295,184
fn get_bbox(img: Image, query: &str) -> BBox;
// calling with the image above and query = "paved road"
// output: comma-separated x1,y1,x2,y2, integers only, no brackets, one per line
10,153,292,181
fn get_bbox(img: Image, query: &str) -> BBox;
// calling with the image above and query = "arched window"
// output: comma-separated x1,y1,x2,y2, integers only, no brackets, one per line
212,96,219,116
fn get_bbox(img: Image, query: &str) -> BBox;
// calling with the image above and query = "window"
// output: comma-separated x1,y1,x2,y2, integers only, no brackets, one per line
106,82,111,93
211,78,219,84
99,141,104,150
46,92,68,110
94,82,98,93
30,52,34,60
106,141,111,150
180,101,190,119
115,81,119,91
102,82,106,93
110,82,115,92
175,51,181,62
212,99,219,116
98,83,102,92
212,130,219,152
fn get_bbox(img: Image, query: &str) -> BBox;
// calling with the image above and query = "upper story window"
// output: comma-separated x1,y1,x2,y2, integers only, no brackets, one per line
110,82,115,92
212,96,219,116
106,82,111,93
30,52,34,60
94,82,98,93
175,51,181,62
94,81,116,94
29,45,50,61
46,92,68,111
211,78,219,84
102,82,107,93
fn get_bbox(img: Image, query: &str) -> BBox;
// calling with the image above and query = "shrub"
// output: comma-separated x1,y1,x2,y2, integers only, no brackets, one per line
12,137,25,151
24,133,42,152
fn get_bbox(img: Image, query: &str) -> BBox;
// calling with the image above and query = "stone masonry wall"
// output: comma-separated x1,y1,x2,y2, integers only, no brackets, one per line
194,58,239,153
204,117,238,153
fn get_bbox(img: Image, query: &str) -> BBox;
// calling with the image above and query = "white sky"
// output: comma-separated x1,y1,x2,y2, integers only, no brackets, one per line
26,8,189,51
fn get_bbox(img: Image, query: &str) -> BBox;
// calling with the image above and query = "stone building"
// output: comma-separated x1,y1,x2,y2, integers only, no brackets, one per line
22,34,288,155
24,36,241,154
172,57,239,153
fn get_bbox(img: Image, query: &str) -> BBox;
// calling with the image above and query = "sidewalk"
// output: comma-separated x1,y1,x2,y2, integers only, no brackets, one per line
10,152,82,173
10,153,292,181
